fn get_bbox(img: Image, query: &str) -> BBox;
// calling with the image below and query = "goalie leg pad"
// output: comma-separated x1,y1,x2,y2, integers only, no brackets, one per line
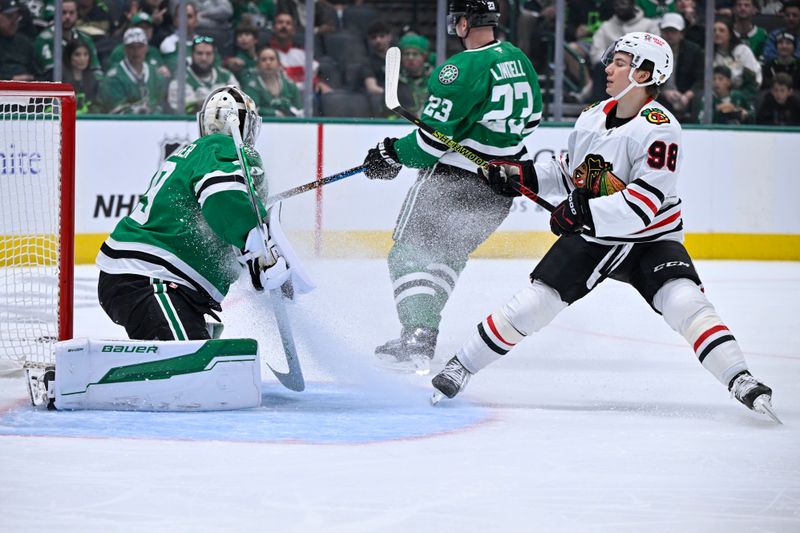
458,281,567,373
653,278,747,386
54,338,262,411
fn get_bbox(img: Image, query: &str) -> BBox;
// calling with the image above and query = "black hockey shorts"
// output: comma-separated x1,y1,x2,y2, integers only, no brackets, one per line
531,235,702,310
98,272,219,341
392,163,513,255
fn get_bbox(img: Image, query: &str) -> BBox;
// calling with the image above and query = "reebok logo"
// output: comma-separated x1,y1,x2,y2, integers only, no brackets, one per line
653,261,690,272
102,345,159,353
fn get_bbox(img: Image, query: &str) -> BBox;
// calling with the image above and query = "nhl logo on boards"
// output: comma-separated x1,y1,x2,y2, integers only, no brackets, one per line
640,108,670,125
159,135,192,165
439,64,459,85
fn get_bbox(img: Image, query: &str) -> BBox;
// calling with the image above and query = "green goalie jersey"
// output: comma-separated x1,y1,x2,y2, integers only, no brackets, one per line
394,40,542,172
96,134,266,304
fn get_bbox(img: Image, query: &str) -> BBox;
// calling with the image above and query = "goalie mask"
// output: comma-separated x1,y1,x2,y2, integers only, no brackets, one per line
601,32,674,100
447,0,500,35
198,86,261,145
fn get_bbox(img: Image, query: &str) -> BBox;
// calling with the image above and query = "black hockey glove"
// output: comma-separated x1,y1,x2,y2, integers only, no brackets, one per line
479,160,538,197
550,188,594,236
364,137,402,180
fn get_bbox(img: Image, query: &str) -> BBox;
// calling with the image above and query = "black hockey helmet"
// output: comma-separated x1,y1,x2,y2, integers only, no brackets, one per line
447,0,500,35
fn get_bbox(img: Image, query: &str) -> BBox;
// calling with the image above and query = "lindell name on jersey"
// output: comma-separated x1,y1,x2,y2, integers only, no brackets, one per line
490,60,526,81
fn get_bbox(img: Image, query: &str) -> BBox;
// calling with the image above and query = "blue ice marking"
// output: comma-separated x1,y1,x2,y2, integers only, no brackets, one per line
0,382,489,444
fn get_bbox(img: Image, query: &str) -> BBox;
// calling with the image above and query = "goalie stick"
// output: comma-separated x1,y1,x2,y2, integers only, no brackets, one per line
265,165,367,205
228,115,305,392
383,46,557,213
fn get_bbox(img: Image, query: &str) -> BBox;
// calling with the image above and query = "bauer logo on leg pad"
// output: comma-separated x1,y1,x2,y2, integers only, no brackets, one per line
54,338,262,411
101,345,159,353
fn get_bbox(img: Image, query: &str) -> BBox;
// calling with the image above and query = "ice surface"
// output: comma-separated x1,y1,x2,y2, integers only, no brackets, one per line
1,260,798,532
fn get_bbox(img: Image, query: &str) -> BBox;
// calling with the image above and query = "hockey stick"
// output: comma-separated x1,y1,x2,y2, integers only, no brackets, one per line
265,165,367,205
384,46,557,213
228,115,305,392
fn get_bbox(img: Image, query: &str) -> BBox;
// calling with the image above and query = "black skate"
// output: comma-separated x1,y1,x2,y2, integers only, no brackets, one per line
729,371,781,424
375,327,437,375
431,356,471,405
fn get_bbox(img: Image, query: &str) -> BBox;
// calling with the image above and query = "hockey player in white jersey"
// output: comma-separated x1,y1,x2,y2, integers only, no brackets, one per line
430,32,780,423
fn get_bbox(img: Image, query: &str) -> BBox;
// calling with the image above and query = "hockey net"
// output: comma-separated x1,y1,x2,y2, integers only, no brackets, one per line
0,82,75,375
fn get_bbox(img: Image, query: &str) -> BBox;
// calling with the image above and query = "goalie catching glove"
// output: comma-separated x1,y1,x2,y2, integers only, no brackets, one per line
238,224,291,291
478,160,538,198
363,137,402,180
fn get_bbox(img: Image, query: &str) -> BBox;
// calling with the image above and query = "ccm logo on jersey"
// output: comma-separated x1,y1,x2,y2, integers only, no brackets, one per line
641,108,670,125
101,345,159,353
653,261,690,272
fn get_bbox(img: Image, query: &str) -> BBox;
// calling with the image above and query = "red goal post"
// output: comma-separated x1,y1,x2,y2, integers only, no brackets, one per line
0,81,75,372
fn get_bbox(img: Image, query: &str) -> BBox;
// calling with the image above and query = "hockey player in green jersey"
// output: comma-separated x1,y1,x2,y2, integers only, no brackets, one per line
362,0,543,374
96,86,290,341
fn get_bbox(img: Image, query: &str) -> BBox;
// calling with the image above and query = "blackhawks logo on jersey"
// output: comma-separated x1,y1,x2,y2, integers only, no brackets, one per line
573,154,626,197
640,108,670,125
438,64,459,85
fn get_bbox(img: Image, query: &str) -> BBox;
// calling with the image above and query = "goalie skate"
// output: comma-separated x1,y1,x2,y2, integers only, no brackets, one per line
729,371,782,424
375,327,437,376
26,366,55,410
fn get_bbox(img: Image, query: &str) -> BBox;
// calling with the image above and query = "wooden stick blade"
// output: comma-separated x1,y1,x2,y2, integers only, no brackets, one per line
385,46,401,110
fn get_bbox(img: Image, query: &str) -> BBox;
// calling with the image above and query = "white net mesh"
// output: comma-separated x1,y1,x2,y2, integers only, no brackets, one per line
0,95,63,370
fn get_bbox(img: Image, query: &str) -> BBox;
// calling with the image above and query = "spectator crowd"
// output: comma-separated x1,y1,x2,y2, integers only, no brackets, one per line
0,0,798,125
518,0,800,125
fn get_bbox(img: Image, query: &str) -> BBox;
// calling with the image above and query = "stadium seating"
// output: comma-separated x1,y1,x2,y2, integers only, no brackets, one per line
320,89,371,117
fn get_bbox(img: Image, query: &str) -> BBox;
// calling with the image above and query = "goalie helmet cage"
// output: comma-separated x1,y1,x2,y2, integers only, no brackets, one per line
0,81,75,373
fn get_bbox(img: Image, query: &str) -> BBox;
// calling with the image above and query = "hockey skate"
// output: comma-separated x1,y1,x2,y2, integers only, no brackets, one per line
375,327,437,375
26,366,56,410
729,371,781,424
430,356,471,405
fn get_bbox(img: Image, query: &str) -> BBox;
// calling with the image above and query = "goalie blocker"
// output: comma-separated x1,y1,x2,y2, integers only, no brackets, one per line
33,338,262,411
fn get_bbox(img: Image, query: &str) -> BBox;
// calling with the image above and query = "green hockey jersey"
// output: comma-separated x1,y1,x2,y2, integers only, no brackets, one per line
105,43,165,73
98,60,167,114
96,134,266,304
167,66,239,115
34,27,101,74
394,40,542,172
241,72,302,117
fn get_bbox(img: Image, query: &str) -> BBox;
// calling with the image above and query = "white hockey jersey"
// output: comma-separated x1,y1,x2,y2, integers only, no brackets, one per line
535,98,684,245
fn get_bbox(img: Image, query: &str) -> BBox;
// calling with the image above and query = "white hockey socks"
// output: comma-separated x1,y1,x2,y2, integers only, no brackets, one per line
653,278,748,386
53,338,262,411
458,281,567,373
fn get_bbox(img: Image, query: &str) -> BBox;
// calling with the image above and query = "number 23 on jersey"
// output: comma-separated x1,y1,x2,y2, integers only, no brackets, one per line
421,81,535,136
